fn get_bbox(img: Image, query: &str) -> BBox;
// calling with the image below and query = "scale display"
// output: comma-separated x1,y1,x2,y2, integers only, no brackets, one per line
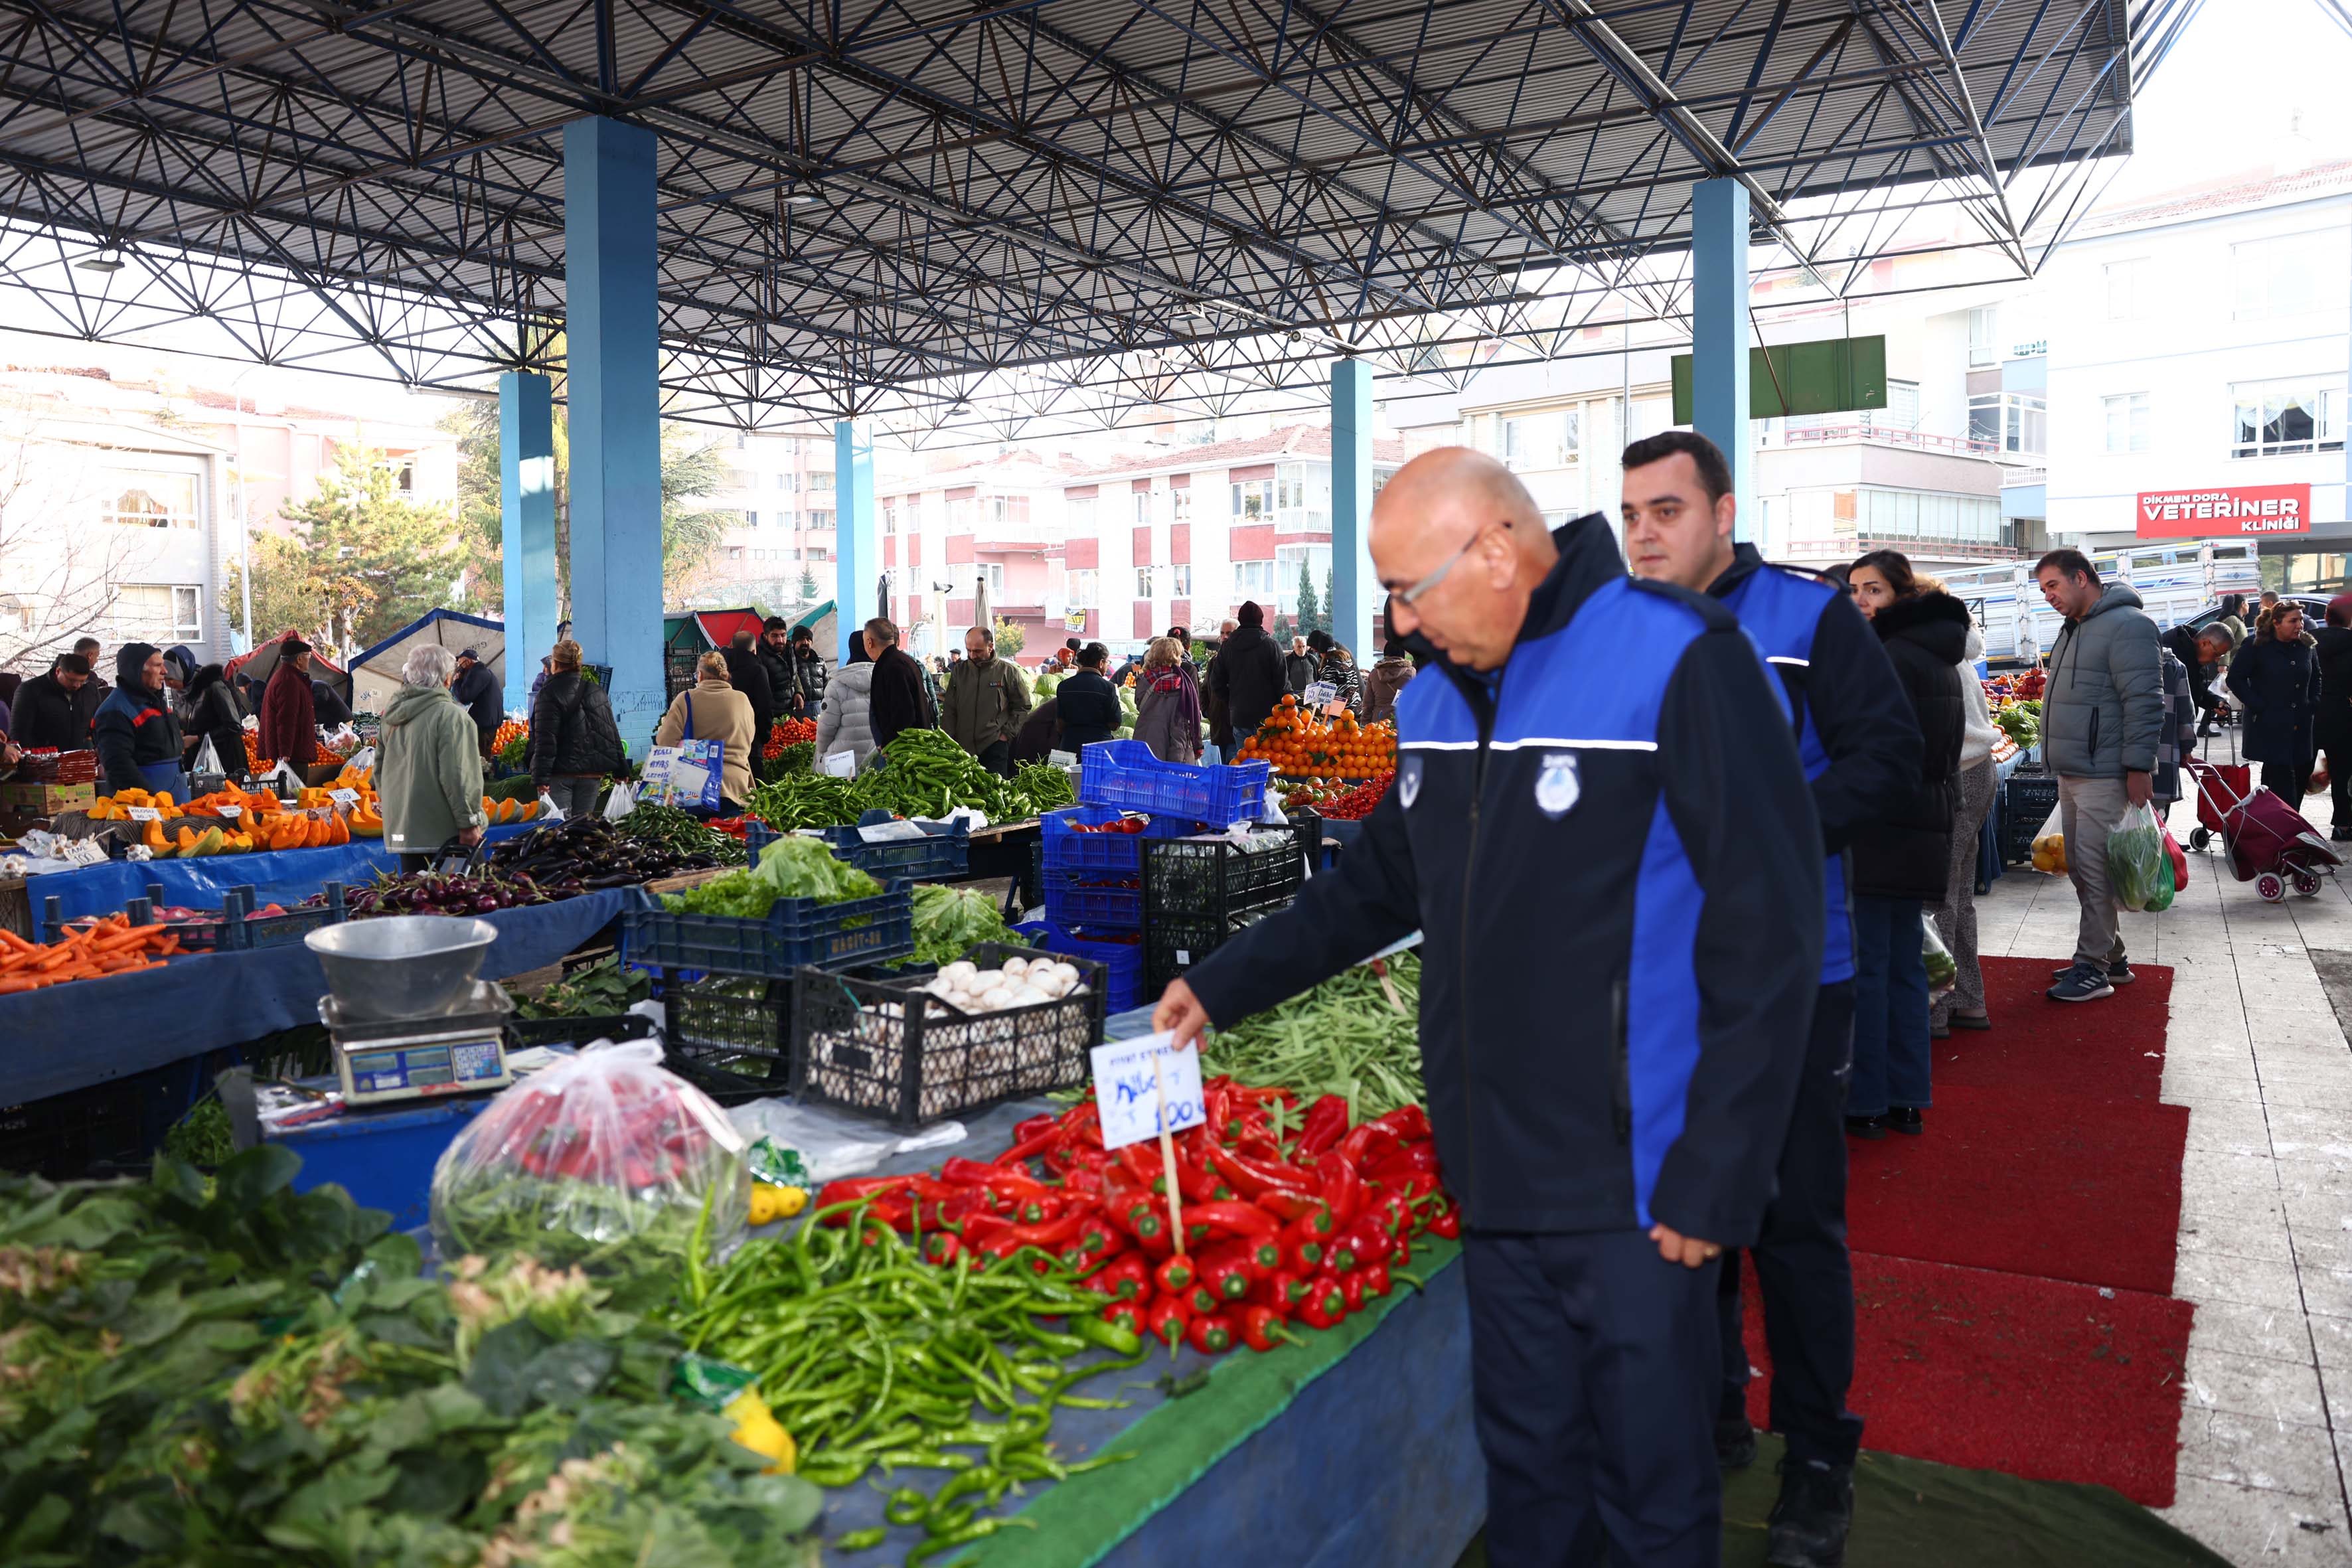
336,1033,509,1105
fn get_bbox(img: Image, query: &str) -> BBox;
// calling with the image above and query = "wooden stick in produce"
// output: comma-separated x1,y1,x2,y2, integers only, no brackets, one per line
1156,1052,1186,1257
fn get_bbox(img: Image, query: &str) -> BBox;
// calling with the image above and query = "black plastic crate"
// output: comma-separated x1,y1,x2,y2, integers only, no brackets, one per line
508,1012,659,1052
0,1059,206,1178
2003,772,2060,864
790,941,1107,1126
620,884,914,979
1142,829,1304,922
659,973,797,1105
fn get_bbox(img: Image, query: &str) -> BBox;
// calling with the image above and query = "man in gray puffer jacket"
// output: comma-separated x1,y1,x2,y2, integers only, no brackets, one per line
2034,548,2162,1003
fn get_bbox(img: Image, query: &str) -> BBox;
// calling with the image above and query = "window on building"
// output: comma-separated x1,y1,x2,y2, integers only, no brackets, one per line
776,509,797,529
1067,495,1097,531
2104,258,2154,321
1135,566,1154,598
1273,463,1328,532
982,562,1006,595
1231,479,1273,522
1502,410,1579,471
807,548,830,562
1133,491,1151,526
990,495,1032,529
809,510,835,530
1067,569,1098,607
2231,377,2344,457
2103,393,2152,453
1171,564,1192,596
104,470,200,529
1274,544,1332,611
1967,393,2045,456
745,510,759,528
1233,560,1275,596
114,584,202,643
2234,230,2351,319
811,471,836,492
1171,488,1192,522
777,472,799,492
1967,305,1999,367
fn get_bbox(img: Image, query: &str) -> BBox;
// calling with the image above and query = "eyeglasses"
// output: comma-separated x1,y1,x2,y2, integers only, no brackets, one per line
1391,521,1506,607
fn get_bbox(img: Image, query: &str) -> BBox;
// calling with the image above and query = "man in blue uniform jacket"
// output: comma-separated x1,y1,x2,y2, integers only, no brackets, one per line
1625,430,1922,1568
1158,447,1824,1567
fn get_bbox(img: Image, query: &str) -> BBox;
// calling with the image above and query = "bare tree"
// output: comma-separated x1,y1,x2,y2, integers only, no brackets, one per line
0,393,138,671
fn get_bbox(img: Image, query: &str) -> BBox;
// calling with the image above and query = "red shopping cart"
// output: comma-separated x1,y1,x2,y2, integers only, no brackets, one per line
2181,753,2343,902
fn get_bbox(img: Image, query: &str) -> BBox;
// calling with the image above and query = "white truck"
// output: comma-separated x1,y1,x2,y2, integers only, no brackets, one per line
1936,540,2264,665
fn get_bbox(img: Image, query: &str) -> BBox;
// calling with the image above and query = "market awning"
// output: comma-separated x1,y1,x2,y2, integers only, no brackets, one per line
341,609,505,717
221,631,346,693
694,609,765,650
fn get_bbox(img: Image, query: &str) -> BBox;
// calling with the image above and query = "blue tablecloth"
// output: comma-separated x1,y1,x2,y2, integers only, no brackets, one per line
27,822,536,923
0,885,653,1105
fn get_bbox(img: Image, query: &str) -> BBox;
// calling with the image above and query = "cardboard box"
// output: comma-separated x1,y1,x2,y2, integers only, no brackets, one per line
0,781,94,815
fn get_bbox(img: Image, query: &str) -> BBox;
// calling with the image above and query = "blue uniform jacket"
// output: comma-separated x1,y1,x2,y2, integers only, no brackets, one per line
1184,516,1824,1245
1707,544,1921,986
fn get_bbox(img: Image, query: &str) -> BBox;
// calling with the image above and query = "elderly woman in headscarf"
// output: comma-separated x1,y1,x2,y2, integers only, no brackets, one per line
1134,636,1201,763
377,643,487,871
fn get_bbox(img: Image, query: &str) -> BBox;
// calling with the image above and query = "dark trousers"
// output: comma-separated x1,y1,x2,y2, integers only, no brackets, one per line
976,740,1012,778
1465,1230,1723,1568
2263,760,2312,802
1717,980,1865,1467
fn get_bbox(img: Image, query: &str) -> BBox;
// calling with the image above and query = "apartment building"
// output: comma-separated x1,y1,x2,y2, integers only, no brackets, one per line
2035,159,2352,593
697,430,842,610
875,449,1101,661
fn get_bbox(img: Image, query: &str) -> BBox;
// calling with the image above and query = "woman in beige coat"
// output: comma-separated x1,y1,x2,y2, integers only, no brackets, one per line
653,651,757,811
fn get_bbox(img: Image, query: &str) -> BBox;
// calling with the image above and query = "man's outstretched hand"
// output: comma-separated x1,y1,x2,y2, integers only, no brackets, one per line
1154,979,1212,1051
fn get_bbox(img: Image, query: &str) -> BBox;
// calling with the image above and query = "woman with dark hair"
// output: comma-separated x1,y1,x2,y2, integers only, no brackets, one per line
181,664,248,778
1054,643,1122,751
1361,638,1415,728
1843,550,1968,1138
2232,601,2322,801
2315,597,2352,840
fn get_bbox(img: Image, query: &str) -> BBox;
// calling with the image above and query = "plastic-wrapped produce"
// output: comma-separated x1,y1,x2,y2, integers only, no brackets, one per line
431,1040,751,1283
2109,803,2168,912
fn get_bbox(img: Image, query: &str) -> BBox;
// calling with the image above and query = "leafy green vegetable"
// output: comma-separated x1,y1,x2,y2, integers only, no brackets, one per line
663,833,881,919
516,956,653,1020
910,883,1016,966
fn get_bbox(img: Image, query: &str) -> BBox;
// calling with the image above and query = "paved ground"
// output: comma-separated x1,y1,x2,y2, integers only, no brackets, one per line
1975,778,2352,1564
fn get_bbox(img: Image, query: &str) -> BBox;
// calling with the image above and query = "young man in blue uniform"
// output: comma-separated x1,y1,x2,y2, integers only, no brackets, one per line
1624,430,1921,1567
1158,447,1824,1567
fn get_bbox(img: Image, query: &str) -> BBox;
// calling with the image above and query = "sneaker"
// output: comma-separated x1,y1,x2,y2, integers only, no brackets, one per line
1716,1413,1758,1470
2047,963,2115,1003
1843,1114,1887,1140
1766,1458,1854,1568
2334,826,2352,843
1887,1106,1923,1136
2106,960,2136,985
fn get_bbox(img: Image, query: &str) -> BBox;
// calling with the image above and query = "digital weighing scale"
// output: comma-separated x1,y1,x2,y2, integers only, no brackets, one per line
319,980,516,1107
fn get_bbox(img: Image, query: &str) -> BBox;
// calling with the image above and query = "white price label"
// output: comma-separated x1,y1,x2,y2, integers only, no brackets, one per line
125,806,161,822
216,804,242,818
821,749,858,779
1088,1032,1206,1151
329,788,360,807
1048,749,1079,768
858,820,928,843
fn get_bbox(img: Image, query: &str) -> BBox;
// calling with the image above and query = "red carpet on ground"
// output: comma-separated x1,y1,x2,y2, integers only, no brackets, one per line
1741,956,2193,1507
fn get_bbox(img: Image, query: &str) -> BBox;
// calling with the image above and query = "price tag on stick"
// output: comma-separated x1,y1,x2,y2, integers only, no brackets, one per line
1089,1032,1207,1254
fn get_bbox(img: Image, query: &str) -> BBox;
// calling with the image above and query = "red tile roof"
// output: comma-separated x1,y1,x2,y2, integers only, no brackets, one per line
1071,424,1405,481
2084,159,2352,234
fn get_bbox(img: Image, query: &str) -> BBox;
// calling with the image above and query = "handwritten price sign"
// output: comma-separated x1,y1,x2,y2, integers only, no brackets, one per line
1088,1032,1206,1151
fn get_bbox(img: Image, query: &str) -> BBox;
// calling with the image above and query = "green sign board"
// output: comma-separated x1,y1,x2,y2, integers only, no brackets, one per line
1671,335,1887,423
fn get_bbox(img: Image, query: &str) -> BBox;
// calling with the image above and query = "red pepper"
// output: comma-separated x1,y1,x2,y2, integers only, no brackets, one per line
1254,1188,1328,1225
1239,1304,1298,1353
1155,1255,1197,1296
1428,1206,1462,1240
1184,1200,1281,1239
1103,1298,1146,1336
1260,1271,1312,1316
1001,1211,1086,1250
1362,1261,1393,1298
992,1123,1067,1168
1099,1254,1152,1300
1198,1241,1257,1302
1391,1233,1413,1268
1296,1281,1349,1330
1347,1221,1397,1269
1075,1215,1122,1258
1314,1152,1363,1227
1011,1112,1060,1146
1295,1093,1351,1158
1186,1282,1225,1316
1366,1143,1442,1190
1145,1295,1191,1350
1336,1120,1404,1170
1375,1104,1433,1142
923,1232,965,1266
1203,1144,1318,1204
1186,1313,1235,1355
1285,1233,1326,1273
1204,1081,1233,1143
1339,1271,1368,1312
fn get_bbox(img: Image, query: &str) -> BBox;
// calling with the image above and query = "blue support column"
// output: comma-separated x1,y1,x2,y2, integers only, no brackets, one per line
1691,178,1755,542
499,371,558,674
835,420,879,665
1330,358,1377,657
562,116,664,747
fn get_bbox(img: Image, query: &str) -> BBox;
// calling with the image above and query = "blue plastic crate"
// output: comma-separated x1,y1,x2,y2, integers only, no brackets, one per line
619,885,915,978
1041,873,1142,930
745,815,971,882
1079,740,1270,826
231,884,346,951
1039,806,1200,876
1016,920,1143,1014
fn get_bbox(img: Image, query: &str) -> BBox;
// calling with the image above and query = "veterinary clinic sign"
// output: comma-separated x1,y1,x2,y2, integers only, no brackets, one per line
2136,483,2311,538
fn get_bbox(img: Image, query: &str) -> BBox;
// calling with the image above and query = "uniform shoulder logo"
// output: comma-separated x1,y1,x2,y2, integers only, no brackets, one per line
1534,751,1579,818
1398,755,1423,809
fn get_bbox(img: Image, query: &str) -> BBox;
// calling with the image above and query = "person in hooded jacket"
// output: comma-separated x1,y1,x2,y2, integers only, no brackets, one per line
12,655,96,751
528,639,625,817
1208,601,1287,754
181,665,248,778
816,631,882,769
1053,644,1123,751
2312,597,2352,840
1843,552,1967,1139
92,643,186,797
2233,601,2323,803
1309,630,1364,716
1360,639,1416,727
378,643,487,868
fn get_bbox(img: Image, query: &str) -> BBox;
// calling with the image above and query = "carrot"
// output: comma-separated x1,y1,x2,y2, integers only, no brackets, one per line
31,944,87,973
88,928,148,954
0,929,37,954
0,976,46,993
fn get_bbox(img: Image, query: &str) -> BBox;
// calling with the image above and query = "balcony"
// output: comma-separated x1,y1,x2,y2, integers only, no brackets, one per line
1774,424,1998,458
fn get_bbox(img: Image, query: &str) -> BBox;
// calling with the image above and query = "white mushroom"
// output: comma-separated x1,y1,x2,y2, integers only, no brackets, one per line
1002,956,1030,977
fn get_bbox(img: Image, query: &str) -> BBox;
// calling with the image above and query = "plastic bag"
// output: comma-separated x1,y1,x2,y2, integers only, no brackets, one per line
726,1097,967,1183
602,779,637,820
2164,826,2190,891
2144,842,2178,911
428,1039,750,1279
2312,767,2332,796
192,735,222,775
347,744,378,776
2110,801,2167,911
2031,802,2067,875
536,789,565,823
1922,914,1957,994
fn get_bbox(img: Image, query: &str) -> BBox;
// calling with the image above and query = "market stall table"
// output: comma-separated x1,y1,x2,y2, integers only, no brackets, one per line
0,883,653,1105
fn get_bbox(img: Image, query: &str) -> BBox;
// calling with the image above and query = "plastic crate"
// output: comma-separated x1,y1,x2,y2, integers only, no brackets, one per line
1040,805,1202,875
233,884,347,950
507,1012,658,1053
790,941,1108,1126
1079,740,1270,826
656,973,796,1105
747,816,971,882
1042,872,1143,930
1014,919,1144,1013
0,1056,207,1178
620,885,914,979
1142,911,1259,997
1142,830,1303,924
2003,772,2060,864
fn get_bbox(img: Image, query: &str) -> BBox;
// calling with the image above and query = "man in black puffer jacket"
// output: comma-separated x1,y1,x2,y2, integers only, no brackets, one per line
528,640,625,818
1845,554,1968,1143
1207,601,1286,754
